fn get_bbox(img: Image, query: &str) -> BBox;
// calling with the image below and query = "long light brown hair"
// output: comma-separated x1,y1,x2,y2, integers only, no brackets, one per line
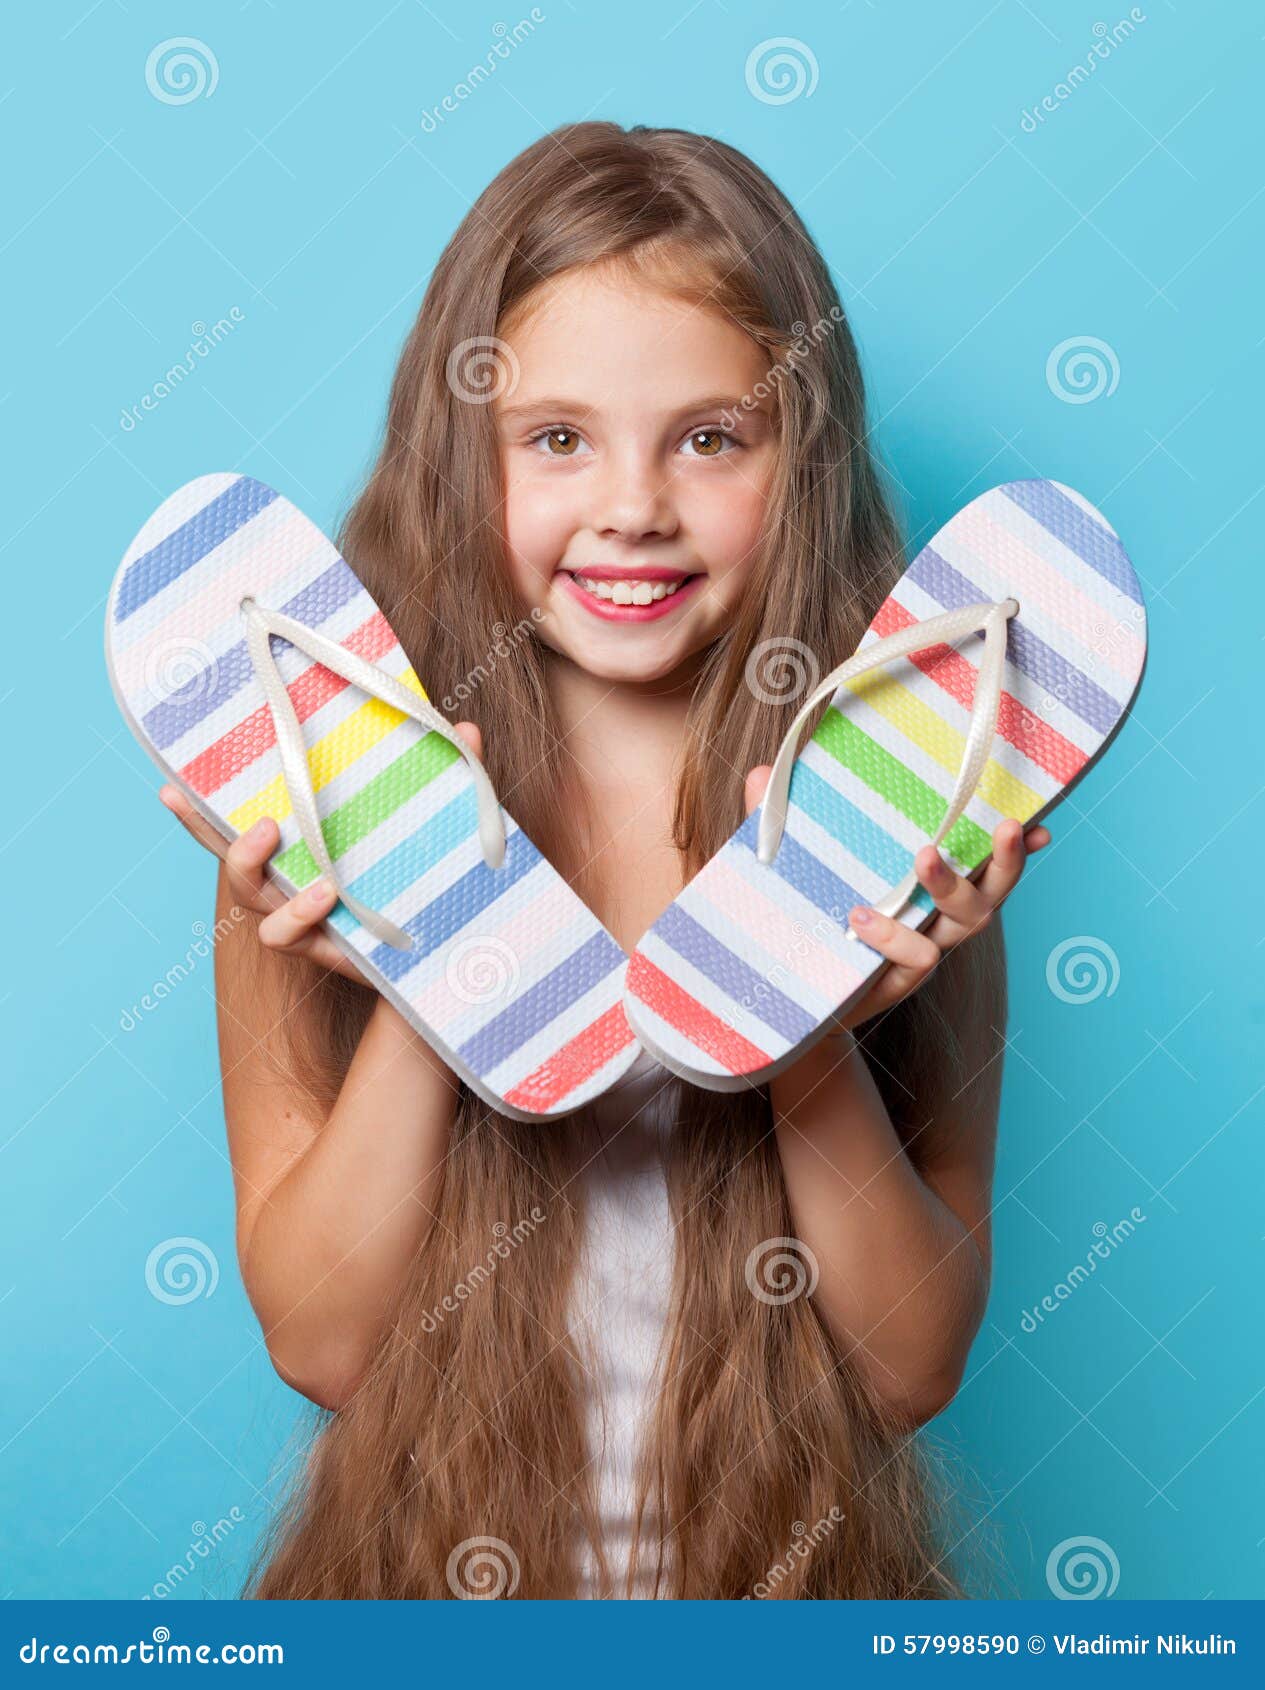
243,121,1007,1600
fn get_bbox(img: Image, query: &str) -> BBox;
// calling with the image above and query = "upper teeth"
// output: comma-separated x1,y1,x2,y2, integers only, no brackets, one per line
573,575,686,605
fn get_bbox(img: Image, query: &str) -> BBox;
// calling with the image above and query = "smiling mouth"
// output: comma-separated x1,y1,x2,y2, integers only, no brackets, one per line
556,569,706,623
565,571,697,605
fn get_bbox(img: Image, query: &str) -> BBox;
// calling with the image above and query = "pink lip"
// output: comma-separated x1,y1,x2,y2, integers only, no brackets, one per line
557,571,706,623
566,564,690,583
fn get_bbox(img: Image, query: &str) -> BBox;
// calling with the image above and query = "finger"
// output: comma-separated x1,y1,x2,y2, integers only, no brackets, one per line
223,814,287,913
847,905,941,972
912,842,997,939
837,919,944,1027
744,764,772,819
1026,824,1051,851
453,720,482,760
257,878,340,952
971,817,1034,912
159,784,231,862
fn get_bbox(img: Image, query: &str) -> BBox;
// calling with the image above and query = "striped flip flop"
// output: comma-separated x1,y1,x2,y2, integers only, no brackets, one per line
105,473,641,1121
624,479,1147,1090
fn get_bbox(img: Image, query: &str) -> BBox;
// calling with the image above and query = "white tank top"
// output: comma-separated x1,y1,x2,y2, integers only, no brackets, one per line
571,1045,677,1598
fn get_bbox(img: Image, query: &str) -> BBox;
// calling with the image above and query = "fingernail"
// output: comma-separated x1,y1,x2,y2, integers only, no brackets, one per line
307,878,336,903
851,907,872,927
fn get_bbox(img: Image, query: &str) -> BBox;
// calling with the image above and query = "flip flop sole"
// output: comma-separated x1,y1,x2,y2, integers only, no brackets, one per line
624,479,1148,1090
106,473,640,1120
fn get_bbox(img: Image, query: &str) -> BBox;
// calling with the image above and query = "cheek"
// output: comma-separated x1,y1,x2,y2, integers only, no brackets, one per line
501,464,573,587
688,472,770,581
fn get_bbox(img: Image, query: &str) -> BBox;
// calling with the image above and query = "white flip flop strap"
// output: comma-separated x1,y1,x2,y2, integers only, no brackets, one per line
756,598,1019,927
240,598,507,952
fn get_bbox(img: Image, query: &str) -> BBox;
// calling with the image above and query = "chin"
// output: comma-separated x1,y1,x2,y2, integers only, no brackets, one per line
574,648,682,683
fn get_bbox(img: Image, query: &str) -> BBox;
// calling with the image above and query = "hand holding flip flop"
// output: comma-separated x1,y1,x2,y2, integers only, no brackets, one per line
107,476,1146,1112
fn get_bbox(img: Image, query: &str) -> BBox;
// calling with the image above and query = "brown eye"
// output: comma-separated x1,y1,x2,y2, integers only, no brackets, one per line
545,427,580,456
687,430,725,457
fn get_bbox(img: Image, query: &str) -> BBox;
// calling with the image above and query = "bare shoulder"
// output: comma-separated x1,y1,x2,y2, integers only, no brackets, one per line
212,860,330,1261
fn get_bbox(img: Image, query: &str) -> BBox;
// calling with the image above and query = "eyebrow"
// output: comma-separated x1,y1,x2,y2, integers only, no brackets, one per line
496,392,767,423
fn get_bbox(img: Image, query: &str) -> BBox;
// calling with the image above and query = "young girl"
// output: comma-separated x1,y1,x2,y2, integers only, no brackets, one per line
158,122,1049,1599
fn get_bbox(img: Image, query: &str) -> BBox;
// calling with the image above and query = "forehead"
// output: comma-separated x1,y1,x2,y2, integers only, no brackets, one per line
498,266,768,411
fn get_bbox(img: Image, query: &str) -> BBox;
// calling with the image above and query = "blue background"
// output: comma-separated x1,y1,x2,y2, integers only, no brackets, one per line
3,0,1262,1604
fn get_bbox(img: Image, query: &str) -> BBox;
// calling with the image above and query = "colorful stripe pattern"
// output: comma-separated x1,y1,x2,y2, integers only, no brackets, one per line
106,474,640,1120
624,480,1147,1088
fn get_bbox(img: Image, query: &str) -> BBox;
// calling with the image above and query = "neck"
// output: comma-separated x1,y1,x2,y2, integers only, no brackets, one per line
544,647,703,796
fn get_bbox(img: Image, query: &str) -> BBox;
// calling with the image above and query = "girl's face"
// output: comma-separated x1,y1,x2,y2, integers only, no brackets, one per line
494,266,779,684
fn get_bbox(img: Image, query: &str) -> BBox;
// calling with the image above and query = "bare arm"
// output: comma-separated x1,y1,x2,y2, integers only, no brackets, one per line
769,1015,998,1429
161,723,485,1410
214,874,461,1408
742,762,1039,1428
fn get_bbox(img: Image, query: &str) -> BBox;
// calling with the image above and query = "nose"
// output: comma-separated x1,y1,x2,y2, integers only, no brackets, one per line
588,446,679,544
